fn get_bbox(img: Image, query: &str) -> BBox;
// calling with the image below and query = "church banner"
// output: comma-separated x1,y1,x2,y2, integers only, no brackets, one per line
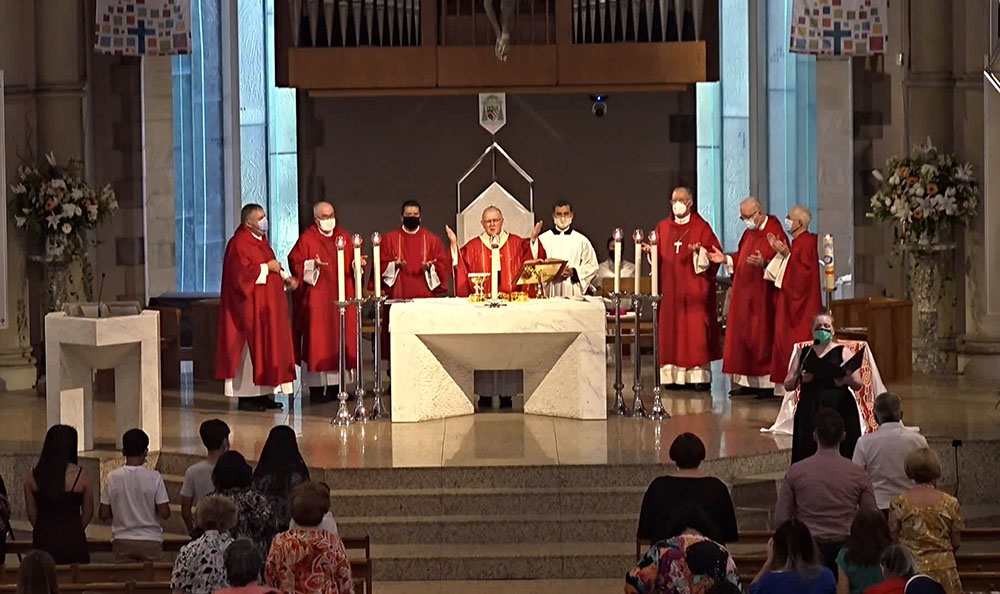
478,93,507,135
94,0,192,56
789,0,887,57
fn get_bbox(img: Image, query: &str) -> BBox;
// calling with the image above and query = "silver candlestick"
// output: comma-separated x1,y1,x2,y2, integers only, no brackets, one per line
630,294,648,418
611,291,629,415
370,295,387,419
331,300,353,426
648,294,669,421
352,296,370,422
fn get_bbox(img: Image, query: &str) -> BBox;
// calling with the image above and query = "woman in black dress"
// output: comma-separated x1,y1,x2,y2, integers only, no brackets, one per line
784,313,863,463
24,425,93,564
251,425,310,531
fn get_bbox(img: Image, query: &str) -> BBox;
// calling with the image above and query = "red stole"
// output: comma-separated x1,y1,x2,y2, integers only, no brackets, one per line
379,227,449,299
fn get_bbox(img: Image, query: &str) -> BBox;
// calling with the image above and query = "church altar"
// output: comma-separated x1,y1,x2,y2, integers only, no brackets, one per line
389,297,607,422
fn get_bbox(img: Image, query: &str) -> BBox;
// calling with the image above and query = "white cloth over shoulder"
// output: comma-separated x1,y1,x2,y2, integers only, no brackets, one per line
538,229,599,297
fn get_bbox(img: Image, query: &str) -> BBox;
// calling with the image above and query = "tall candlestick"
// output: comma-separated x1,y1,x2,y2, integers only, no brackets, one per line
823,234,835,292
336,235,347,303
632,229,643,294
613,228,623,294
353,234,363,300
372,232,382,298
490,236,500,299
649,230,659,297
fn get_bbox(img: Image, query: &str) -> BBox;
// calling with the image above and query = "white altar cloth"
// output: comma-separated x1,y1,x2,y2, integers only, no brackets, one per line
389,297,607,422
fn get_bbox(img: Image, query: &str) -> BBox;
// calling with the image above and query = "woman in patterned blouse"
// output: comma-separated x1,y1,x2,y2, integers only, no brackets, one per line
171,495,237,594
266,482,354,594
251,425,310,531
211,451,278,561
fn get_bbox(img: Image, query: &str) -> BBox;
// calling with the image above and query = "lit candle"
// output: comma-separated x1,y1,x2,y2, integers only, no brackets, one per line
336,235,347,303
632,229,643,294
353,234,363,300
490,236,500,299
823,234,835,292
372,232,382,298
649,230,659,297
613,228,623,294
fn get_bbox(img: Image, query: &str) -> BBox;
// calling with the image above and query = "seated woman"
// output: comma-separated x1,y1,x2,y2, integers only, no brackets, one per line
863,545,945,594
16,549,58,594
626,505,741,594
837,508,892,594
636,433,739,545
216,538,279,594
888,448,962,594
170,495,237,594
266,482,354,593
211,451,278,560
750,519,836,594
783,313,863,462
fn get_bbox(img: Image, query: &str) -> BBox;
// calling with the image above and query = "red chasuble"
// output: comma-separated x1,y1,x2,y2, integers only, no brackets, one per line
454,232,545,297
769,231,822,383
287,225,359,372
214,226,296,387
722,215,787,377
379,227,450,298
653,214,723,369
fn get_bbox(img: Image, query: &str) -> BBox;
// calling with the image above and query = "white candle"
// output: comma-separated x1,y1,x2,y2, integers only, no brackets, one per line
632,229,643,294
372,232,382,298
336,235,347,303
612,228,623,294
353,234,363,300
649,230,659,297
823,234,835,291
490,237,500,299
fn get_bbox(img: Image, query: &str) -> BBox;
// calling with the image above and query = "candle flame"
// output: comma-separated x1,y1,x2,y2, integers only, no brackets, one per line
371,232,381,245
649,230,658,245
335,235,347,249
613,228,623,241
353,233,363,247
632,229,644,242
824,234,833,240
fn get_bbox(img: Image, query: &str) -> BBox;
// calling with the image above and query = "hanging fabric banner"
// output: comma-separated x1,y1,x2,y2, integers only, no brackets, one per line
789,0,887,57
94,0,192,56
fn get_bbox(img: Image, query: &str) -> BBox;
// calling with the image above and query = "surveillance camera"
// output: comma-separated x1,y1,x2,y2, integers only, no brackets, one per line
589,94,608,118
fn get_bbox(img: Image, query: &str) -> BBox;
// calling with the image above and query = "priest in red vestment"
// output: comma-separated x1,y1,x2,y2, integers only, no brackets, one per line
649,187,723,391
765,205,822,391
375,200,449,362
708,197,787,398
288,201,362,403
445,205,544,409
215,203,298,412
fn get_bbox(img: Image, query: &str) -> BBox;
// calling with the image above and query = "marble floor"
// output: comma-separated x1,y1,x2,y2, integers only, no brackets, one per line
1,359,998,468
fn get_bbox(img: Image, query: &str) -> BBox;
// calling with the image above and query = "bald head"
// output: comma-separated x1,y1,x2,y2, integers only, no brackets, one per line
739,197,763,216
787,205,812,231
670,187,694,218
313,201,334,219
739,197,765,230
481,206,504,237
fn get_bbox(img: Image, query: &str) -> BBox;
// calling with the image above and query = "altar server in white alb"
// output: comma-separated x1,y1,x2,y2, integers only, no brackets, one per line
537,201,599,297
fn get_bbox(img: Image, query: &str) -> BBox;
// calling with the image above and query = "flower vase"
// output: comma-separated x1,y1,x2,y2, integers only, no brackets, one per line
907,245,953,374
29,237,73,314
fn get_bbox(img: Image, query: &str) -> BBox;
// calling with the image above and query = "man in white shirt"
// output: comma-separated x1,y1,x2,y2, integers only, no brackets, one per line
99,428,171,561
852,392,928,513
537,201,599,297
180,419,230,536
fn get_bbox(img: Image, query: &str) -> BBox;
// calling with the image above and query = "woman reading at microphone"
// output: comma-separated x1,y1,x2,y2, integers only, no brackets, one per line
784,313,864,463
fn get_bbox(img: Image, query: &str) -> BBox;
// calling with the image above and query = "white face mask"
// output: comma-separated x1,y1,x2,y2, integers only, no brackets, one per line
318,218,336,233
743,215,760,231
553,216,573,230
784,217,795,233
256,216,269,233
672,201,688,217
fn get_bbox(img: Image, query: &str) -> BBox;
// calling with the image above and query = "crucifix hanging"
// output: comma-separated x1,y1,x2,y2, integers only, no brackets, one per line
674,239,683,254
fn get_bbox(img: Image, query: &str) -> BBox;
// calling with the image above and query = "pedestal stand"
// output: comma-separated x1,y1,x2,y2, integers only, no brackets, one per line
352,296,370,422
611,292,628,415
370,295,387,420
630,295,648,418
647,295,669,421
331,300,353,426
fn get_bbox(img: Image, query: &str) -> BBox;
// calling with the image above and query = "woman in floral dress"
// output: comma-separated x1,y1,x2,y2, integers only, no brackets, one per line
889,448,963,594
171,496,237,594
211,451,278,560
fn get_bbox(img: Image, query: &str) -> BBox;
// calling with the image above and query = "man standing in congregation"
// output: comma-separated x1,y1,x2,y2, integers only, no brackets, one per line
708,197,786,398
649,187,723,391
376,200,449,362
537,201,599,297
288,201,360,403
765,205,822,393
215,204,297,412
446,206,544,409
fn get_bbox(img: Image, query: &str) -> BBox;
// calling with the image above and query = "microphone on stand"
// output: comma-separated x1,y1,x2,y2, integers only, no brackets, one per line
96,272,106,318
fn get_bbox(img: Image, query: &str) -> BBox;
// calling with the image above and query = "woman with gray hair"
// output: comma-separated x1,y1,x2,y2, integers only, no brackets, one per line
171,495,237,594
864,545,945,594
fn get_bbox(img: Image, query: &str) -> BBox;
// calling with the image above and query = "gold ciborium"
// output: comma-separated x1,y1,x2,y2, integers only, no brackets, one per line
468,273,490,302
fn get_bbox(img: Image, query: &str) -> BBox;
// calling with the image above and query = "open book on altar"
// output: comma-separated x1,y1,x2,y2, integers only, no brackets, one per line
515,258,568,287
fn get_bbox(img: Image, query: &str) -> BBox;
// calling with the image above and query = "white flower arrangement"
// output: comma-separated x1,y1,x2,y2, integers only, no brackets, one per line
8,152,118,259
867,138,979,248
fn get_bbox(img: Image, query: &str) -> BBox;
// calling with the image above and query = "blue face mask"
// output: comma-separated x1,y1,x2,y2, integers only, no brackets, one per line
813,329,833,344
257,217,269,233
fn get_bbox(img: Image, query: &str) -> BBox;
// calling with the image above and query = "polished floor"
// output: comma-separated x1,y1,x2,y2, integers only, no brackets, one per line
1,358,998,468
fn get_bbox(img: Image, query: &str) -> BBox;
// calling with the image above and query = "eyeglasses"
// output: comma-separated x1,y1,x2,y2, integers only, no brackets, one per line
483,218,503,225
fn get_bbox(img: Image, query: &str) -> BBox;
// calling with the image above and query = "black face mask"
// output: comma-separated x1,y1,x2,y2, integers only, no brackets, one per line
402,216,420,230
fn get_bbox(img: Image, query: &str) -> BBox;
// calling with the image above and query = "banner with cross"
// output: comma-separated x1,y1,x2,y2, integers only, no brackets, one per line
95,0,192,56
789,0,887,57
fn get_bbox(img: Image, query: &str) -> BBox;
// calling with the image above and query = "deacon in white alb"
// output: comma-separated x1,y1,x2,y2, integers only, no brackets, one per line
537,201,599,298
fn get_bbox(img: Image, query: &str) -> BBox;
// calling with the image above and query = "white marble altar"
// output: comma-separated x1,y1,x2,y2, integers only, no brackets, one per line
45,311,161,451
389,297,607,422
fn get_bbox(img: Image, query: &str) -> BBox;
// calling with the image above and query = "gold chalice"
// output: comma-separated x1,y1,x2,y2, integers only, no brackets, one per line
468,273,490,302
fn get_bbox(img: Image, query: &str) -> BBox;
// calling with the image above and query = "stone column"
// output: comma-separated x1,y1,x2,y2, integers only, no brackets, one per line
141,57,177,300
815,59,854,299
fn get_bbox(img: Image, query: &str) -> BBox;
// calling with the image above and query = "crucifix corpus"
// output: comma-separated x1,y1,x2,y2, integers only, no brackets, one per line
484,0,515,61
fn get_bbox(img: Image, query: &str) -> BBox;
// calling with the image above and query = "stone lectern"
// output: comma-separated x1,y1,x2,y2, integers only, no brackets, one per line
45,305,161,451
